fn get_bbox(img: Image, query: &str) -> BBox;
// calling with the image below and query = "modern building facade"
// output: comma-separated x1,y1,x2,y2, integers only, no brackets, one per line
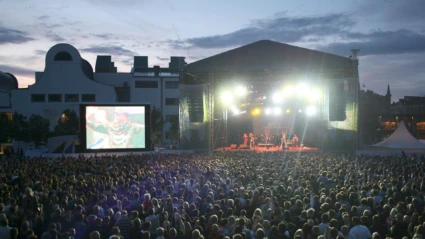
3,43,185,149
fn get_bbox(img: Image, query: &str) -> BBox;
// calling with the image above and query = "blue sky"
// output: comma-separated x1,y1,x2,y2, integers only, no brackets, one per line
0,0,424,101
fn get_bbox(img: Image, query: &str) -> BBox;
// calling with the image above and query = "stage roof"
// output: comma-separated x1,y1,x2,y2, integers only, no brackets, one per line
186,40,357,79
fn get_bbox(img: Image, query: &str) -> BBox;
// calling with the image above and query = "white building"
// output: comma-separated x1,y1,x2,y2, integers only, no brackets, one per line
5,43,185,146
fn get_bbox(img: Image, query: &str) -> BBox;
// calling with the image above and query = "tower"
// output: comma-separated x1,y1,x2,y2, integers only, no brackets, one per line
386,84,392,107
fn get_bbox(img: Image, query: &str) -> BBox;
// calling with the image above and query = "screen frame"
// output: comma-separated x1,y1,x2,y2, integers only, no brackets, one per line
79,104,151,152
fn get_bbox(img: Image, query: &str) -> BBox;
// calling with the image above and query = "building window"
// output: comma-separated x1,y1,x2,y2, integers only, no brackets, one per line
135,80,158,88
82,94,96,102
65,94,79,102
165,114,178,122
31,94,45,102
54,51,73,61
165,81,179,89
165,98,179,105
48,94,62,102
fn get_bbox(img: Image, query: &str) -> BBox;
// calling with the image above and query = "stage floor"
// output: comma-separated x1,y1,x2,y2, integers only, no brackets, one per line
214,146,318,152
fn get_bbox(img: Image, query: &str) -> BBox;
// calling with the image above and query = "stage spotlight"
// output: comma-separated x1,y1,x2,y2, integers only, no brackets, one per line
265,108,272,115
309,89,322,102
296,83,309,96
272,93,283,104
234,85,247,97
298,109,302,113
306,106,317,116
273,108,282,115
286,109,291,113
221,91,233,103
251,108,261,116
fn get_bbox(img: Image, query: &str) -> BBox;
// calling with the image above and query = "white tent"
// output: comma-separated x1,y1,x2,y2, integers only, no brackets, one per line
372,121,425,149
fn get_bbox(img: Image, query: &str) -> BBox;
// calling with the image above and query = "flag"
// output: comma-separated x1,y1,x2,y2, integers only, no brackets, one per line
362,84,366,88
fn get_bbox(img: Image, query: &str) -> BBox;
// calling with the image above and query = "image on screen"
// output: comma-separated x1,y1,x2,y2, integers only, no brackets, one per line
85,106,146,149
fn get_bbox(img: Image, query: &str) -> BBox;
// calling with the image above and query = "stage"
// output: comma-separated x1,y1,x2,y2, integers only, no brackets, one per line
214,145,318,152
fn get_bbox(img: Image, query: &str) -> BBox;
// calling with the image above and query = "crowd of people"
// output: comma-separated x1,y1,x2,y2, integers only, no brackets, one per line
1,151,425,239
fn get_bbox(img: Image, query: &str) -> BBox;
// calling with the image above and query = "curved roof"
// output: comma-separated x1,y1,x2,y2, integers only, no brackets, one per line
0,71,19,91
81,58,94,80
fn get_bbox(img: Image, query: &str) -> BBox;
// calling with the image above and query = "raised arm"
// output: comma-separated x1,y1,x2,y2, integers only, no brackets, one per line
86,108,109,134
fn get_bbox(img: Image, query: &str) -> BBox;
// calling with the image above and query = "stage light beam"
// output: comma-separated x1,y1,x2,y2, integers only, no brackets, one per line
272,93,283,104
252,108,261,116
309,89,322,102
221,91,233,104
265,108,272,115
273,108,282,115
234,85,247,97
283,86,293,96
296,83,309,97
231,107,240,115
306,106,317,116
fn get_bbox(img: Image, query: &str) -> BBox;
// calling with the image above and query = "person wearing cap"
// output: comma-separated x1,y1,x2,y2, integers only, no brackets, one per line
86,106,145,148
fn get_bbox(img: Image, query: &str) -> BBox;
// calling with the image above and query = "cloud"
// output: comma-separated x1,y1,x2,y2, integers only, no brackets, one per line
37,15,50,21
94,33,114,40
0,26,35,44
168,13,354,49
45,31,65,42
34,50,46,56
81,45,138,56
157,56,168,61
321,30,425,56
0,64,34,77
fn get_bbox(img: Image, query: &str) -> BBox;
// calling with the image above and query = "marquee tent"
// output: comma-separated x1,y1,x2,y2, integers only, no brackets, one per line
372,121,425,149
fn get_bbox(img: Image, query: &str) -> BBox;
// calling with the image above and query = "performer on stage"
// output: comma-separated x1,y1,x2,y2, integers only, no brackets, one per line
280,131,287,149
292,134,299,148
249,133,255,149
243,133,249,146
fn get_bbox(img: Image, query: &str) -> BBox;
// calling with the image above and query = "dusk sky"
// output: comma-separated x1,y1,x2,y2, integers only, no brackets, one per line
0,0,424,101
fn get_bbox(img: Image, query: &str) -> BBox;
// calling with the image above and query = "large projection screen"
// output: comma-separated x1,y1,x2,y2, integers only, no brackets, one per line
80,104,151,152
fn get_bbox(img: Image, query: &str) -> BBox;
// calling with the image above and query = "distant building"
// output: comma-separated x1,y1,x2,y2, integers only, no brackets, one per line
358,85,391,145
0,71,17,153
380,95,425,139
3,43,185,148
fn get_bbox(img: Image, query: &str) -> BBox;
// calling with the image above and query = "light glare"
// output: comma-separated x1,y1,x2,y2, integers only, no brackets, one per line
221,91,233,103
306,106,317,116
272,93,283,104
234,86,247,97
273,108,282,115
309,89,321,101
265,108,272,115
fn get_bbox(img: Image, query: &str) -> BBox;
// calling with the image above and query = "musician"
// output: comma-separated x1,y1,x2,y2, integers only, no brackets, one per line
280,131,287,149
292,134,299,148
249,133,255,148
243,133,248,146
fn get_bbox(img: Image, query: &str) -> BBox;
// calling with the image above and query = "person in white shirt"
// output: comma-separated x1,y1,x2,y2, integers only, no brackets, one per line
349,216,372,239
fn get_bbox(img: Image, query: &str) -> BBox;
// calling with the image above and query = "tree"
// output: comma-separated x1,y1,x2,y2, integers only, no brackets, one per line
54,109,80,136
150,106,165,143
168,115,179,141
10,112,29,143
27,114,50,148
0,113,12,149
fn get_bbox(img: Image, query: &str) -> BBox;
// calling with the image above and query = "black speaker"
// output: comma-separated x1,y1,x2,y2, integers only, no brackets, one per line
329,81,346,121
